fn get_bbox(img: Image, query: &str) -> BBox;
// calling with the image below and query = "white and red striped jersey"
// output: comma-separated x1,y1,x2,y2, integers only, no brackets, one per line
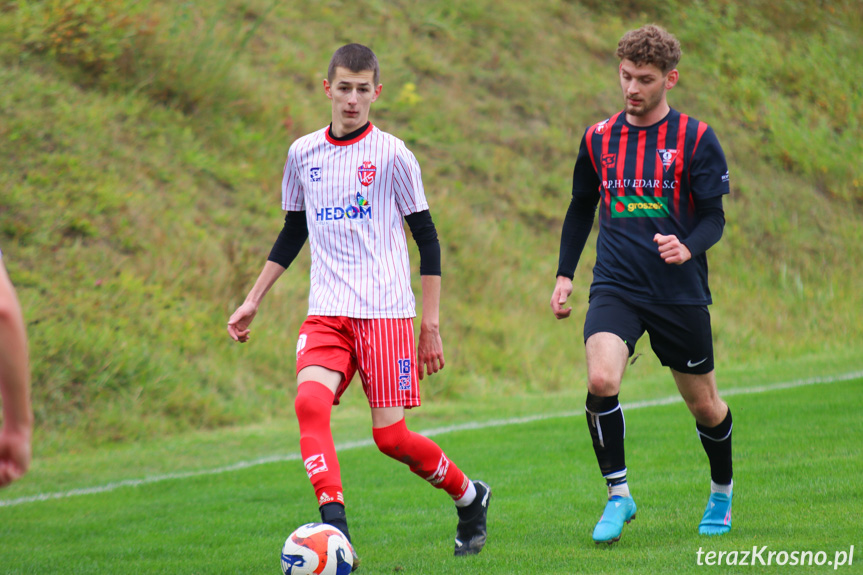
281,123,429,319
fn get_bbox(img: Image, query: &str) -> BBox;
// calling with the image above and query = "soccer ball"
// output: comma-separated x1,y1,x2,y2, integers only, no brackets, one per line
280,523,354,575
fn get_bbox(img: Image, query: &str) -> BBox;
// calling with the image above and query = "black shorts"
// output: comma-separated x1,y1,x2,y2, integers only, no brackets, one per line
583,290,715,374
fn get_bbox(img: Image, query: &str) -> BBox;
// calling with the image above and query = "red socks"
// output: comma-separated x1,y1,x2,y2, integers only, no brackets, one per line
373,418,470,501
295,381,343,507
296,383,469,506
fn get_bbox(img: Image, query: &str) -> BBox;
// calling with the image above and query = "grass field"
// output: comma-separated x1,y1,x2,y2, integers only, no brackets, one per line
2,373,861,574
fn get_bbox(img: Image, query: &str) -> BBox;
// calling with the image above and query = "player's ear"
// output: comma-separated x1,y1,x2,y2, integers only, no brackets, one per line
665,69,679,90
324,79,333,101
371,83,382,103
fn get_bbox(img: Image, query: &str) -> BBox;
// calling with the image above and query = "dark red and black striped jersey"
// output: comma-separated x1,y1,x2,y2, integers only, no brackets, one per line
572,108,729,305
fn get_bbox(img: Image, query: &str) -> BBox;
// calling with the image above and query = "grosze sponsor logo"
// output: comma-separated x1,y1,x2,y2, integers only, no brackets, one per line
611,196,670,218
315,192,372,224
304,454,328,478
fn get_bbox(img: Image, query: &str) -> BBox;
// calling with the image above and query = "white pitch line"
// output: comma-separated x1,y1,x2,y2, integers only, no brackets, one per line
2,370,861,508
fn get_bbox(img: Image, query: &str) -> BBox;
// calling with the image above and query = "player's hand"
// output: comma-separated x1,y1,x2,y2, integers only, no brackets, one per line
653,233,692,265
0,430,31,488
550,276,574,319
227,302,258,343
417,322,444,380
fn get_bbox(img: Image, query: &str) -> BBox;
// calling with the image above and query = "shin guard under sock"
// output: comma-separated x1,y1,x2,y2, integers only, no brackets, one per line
373,418,470,501
697,408,733,486
586,392,627,489
295,381,343,507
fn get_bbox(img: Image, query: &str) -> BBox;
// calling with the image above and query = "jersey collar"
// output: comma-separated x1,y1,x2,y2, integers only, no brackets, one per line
326,122,373,146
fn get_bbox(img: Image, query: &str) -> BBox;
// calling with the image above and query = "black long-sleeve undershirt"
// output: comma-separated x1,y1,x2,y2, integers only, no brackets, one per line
680,195,725,258
556,192,599,279
267,211,308,269
404,210,441,276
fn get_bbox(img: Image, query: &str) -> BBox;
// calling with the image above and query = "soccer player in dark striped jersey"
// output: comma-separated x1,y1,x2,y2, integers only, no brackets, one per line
550,25,734,543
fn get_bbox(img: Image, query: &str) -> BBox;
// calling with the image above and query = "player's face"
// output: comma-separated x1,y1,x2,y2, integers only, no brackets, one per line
619,59,678,126
324,67,382,137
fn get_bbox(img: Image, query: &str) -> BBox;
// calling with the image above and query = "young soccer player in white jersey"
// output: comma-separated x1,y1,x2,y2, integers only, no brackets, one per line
227,44,490,568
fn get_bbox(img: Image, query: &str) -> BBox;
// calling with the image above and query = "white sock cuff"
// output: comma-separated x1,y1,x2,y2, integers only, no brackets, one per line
454,479,477,507
711,479,733,495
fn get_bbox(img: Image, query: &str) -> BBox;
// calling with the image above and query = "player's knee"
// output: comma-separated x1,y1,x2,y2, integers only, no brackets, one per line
688,397,725,426
372,419,409,458
294,387,328,420
587,372,620,396
373,434,401,457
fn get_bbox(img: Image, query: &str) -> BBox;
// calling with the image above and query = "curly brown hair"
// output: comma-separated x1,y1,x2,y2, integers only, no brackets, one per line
616,25,681,74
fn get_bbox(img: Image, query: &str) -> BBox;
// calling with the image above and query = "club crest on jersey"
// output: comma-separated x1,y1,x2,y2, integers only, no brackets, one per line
601,153,617,168
309,167,322,182
595,119,610,135
357,161,376,186
657,149,679,171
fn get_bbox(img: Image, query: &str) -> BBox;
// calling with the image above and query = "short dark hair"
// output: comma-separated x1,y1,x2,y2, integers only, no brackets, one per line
616,25,681,74
327,43,380,85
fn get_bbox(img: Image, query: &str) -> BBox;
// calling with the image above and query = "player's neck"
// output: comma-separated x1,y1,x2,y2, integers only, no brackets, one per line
626,102,671,128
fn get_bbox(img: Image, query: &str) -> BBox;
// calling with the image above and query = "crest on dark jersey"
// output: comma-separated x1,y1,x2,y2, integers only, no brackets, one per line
595,119,610,135
357,161,376,186
657,149,679,171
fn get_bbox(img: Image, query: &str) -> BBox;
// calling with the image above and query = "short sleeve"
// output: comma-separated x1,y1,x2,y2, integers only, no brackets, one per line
281,143,305,211
392,144,429,216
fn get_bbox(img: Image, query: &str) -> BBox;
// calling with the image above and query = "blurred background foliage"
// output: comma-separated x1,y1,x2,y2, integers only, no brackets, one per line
0,0,860,451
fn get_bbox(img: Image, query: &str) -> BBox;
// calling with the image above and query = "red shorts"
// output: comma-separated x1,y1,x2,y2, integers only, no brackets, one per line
295,316,421,408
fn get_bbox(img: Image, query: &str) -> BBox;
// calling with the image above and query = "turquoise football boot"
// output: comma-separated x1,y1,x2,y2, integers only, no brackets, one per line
592,495,637,544
698,492,732,535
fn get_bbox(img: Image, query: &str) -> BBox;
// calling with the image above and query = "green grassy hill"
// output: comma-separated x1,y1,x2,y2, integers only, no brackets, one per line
0,0,860,451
